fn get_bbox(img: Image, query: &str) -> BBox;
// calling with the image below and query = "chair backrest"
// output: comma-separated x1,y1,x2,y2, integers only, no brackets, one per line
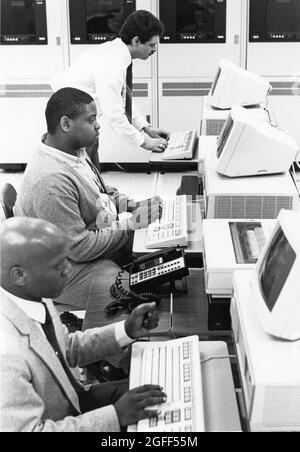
0,183,17,219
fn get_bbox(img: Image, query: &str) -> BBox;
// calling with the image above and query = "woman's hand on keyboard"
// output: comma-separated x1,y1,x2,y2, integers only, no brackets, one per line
115,385,167,427
125,302,159,339
128,199,161,229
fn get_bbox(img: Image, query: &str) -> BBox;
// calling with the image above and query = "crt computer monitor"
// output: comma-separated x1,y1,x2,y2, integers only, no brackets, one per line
250,210,300,341
216,105,297,178
208,59,272,110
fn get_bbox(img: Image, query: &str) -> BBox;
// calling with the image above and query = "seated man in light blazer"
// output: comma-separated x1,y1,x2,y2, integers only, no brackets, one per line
0,217,166,432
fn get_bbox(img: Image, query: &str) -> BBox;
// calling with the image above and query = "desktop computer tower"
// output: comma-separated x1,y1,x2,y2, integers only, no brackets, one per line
231,271,300,432
207,296,231,331
202,219,276,297
204,153,300,219
201,96,273,136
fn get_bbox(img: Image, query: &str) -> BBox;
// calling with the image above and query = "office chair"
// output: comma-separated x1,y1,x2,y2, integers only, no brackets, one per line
0,182,17,219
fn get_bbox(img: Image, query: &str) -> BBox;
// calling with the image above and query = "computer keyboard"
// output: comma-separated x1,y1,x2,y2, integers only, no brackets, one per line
146,195,188,248
162,130,197,160
128,336,205,433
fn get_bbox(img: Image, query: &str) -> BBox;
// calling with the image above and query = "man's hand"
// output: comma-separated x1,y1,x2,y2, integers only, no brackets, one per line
128,196,163,216
115,385,167,427
141,135,168,153
143,126,170,141
128,198,161,230
125,302,159,339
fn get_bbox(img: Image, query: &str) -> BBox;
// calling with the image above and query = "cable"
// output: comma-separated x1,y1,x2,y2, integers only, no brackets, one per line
105,269,162,316
294,150,300,171
115,163,128,172
263,97,279,129
200,355,236,364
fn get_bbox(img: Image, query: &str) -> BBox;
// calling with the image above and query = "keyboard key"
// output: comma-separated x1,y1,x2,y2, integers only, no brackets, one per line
183,363,191,382
165,411,172,425
149,417,158,428
183,342,190,359
173,346,180,402
184,386,191,403
159,346,166,388
172,409,181,423
146,196,188,248
185,407,192,421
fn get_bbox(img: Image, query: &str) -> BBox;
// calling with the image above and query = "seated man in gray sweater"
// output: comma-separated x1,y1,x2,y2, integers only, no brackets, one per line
15,88,161,311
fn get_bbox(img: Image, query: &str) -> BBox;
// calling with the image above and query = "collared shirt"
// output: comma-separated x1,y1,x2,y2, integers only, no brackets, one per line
40,142,118,220
0,287,133,349
51,38,149,147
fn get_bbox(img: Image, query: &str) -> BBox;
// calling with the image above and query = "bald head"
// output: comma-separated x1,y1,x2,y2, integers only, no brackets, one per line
0,217,72,301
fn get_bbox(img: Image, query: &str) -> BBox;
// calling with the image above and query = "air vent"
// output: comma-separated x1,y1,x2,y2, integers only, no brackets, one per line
270,82,297,96
214,196,293,219
132,83,148,98
206,119,226,136
0,84,52,98
162,82,210,97
263,387,300,428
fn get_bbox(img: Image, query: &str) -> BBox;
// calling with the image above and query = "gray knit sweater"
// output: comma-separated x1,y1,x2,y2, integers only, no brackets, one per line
15,144,133,263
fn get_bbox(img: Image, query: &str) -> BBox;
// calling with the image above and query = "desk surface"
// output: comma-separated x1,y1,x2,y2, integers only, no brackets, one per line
82,269,240,432
83,269,230,340
102,171,158,202
199,341,241,432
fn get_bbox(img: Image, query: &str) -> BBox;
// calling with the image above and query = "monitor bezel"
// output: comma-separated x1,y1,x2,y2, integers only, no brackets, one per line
250,210,300,341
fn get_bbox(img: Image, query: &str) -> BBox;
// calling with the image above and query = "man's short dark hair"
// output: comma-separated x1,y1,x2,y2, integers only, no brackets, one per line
46,87,94,134
119,10,165,44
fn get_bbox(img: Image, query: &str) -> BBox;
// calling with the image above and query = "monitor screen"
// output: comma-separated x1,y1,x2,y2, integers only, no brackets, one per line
259,227,296,312
250,0,300,42
217,114,234,157
159,0,226,43
69,0,136,44
0,0,47,44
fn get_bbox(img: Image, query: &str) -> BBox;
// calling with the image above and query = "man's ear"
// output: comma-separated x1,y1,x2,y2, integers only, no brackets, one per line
131,36,141,47
10,266,26,287
60,116,72,133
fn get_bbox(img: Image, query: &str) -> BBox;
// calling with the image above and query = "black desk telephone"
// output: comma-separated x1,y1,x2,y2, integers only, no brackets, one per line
105,248,189,316
129,247,189,291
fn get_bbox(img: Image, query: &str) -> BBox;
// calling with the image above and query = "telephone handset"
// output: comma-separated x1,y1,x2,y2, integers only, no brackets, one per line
129,247,189,291
104,248,189,316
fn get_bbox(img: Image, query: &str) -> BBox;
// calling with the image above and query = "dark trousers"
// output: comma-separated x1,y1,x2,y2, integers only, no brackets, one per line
78,379,129,413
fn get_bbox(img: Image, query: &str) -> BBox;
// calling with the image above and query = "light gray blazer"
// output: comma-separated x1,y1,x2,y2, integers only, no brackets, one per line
0,294,124,432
